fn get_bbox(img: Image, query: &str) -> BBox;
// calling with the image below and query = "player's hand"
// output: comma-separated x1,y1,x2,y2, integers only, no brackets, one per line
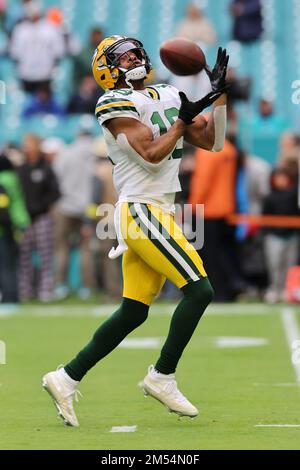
178,90,223,124
205,47,229,93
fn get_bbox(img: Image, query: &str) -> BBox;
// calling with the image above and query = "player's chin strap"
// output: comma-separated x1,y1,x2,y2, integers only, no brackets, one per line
122,65,148,89
211,105,227,152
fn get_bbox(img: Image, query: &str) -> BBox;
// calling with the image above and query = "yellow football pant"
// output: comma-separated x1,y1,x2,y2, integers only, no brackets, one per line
121,202,207,305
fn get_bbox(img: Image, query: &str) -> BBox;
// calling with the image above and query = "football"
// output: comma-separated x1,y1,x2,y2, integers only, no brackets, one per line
159,37,206,76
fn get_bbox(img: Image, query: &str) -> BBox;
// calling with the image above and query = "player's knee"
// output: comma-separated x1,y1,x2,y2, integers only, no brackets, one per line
126,309,149,328
200,278,214,306
183,277,214,306
121,298,149,328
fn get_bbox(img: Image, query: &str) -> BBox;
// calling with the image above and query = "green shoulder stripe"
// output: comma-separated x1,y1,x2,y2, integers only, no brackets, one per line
96,97,132,108
96,105,139,118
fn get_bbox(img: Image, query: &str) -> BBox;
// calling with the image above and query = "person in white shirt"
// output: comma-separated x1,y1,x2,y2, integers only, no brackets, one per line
9,2,65,93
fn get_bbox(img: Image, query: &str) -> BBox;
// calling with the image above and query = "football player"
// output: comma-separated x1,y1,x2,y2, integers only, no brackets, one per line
42,36,229,426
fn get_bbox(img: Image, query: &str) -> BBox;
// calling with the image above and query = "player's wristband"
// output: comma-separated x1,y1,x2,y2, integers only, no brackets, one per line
212,105,226,152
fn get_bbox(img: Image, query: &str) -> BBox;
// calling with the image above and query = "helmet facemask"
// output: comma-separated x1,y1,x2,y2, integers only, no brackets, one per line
104,38,152,88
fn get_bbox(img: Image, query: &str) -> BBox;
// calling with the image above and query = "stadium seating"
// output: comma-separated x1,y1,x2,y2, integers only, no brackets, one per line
0,0,299,161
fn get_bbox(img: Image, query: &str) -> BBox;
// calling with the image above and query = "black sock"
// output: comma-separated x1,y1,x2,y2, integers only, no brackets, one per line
155,277,213,374
65,298,149,381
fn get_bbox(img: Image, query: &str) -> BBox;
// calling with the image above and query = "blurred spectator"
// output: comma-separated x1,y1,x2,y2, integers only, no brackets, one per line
235,150,271,293
226,67,251,107
223,70,251,143
4,0,33,35
176,144,196,207
3,143,25,167
23,85,65,118
0,0,6,30
52,131,95,300
17,134,60,302
72,27,104,91
239,99,289,163
277,132,300,180
9,1,65,94
247,153,271,215
46,6,80,57
170,4,215,100
226,104,239,141
230,0,263,43
263,168,300,303
41,137,65,164
176,4,217,50
66,76,100,114
235,148,249,243
46,7,62,26
0,0,8,54
189,138,246,301
0,152,30,303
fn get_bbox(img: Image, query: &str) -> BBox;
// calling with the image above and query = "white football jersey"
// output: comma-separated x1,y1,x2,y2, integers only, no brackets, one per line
95,84,183,211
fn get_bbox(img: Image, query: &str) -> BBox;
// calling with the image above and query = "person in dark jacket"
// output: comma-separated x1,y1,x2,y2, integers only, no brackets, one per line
71,26,104,91
0,152,30,303
230,0,263,43
18,134,60,302
66,75,101,115
263,168,300,303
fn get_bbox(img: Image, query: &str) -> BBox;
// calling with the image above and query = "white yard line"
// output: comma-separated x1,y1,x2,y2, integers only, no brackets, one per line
119,337,163,349
215,336,269,348
255,424,300,428
280,308,300,387
0,303,282,319
110,425,137,433
253,382,298,387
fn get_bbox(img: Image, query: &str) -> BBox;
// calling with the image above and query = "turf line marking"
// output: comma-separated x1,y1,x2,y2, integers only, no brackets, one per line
118,337,163,349
110,425,137,433
280,308,300,387
215,336,269,348
253,382,298,388
2,304,297,319
255,424,300,428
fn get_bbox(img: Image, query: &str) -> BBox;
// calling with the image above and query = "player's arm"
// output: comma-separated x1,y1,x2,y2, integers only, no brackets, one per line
184,47,229,152
105,90,222,166
184,93,227,151
106,117,186,164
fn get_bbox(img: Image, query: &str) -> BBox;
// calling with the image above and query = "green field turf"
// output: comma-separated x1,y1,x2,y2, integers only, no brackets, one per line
1,302,300,450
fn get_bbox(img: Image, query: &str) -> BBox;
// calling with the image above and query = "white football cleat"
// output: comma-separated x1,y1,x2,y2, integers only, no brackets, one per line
42,367,81,427
141,365,198,418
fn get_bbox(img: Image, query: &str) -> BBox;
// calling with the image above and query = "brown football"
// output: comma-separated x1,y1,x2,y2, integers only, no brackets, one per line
160,37,206,76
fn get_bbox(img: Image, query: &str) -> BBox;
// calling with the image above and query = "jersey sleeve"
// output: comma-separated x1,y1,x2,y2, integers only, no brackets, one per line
95,93,140,125
154,83,181,106
165,84,181,107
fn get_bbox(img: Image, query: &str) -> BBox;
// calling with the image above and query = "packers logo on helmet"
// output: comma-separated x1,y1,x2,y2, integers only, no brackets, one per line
92,35,152,90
